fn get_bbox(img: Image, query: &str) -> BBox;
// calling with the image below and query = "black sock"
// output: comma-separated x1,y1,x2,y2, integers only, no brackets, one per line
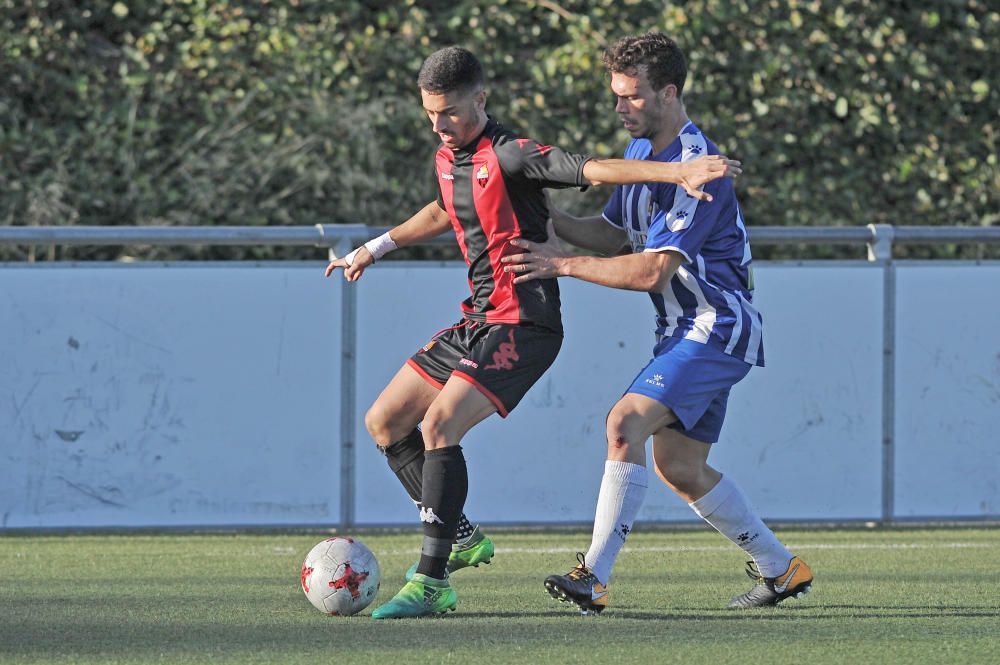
381,428,425,503
381,429,476,543
416,446,468,580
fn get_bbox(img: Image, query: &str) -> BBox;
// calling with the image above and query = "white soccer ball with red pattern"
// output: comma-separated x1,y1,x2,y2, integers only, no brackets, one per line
300,536,381,616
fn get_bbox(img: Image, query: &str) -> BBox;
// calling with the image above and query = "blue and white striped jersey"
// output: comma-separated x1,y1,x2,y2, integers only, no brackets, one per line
602,121,764,366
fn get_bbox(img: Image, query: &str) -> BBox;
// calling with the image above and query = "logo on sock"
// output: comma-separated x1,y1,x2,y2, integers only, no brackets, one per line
614,523,631,541
420,506,444,525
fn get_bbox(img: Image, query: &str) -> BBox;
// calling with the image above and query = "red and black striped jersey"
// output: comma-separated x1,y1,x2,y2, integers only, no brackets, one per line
435,118,590,333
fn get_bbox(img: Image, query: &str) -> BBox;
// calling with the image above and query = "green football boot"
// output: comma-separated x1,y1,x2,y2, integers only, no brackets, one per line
404,526,495,582
370,573,457,619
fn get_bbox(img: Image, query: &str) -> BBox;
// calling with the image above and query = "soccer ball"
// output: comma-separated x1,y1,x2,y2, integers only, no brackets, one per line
300,536,381,616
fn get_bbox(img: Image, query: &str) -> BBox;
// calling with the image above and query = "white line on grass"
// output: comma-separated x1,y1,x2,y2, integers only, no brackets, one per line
312,542,996,557
499,542,997,555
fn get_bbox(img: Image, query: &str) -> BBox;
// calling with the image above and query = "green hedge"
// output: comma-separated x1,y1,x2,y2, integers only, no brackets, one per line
2,0,997,260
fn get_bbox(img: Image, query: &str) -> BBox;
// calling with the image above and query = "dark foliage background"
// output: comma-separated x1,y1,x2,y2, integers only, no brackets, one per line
2,0,997,261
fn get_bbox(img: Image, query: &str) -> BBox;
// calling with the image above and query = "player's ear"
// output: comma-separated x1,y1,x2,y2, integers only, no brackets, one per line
474,88,487,111
660,84,678,104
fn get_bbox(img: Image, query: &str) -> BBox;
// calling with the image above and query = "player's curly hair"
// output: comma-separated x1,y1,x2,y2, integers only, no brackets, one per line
417,46,485,95
603,33,687,96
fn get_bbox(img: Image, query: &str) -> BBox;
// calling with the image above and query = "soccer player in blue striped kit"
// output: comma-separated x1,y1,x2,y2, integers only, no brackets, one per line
504,33,813,612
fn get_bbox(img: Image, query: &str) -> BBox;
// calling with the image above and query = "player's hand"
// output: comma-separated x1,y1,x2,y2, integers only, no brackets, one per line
679,154,742,202
502,220,570,284
324,246,374,282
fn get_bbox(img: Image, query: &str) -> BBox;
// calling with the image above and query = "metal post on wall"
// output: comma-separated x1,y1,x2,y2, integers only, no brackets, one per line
316,224,368,531
335,239,357,530
867,223,896,524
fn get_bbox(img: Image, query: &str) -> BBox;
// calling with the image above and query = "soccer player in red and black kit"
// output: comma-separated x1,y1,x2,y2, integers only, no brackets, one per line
324,46,740,619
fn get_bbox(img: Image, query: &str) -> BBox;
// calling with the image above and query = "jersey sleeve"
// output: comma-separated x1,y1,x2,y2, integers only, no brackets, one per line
499,138,590,189
602,186,625,228
644,178,726,262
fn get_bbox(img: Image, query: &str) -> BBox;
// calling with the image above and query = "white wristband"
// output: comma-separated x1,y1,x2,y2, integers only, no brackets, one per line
363,232,398,262
342,233,397,267
343,247,361,266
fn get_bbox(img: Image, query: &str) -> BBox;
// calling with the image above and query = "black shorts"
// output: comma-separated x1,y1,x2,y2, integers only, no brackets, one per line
406,320,563,417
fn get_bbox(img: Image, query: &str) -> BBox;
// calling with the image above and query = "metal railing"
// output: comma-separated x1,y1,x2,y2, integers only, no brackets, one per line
2,224,999,262
0,224,367,254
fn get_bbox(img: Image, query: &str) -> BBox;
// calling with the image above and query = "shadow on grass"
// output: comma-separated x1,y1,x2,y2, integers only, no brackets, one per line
4,593,998,660
431,603,1000,621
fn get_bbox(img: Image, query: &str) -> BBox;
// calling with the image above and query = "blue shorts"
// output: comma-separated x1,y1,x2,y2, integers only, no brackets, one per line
625,336,752,444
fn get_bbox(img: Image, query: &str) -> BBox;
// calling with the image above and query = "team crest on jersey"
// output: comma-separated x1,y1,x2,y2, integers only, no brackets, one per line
476,164,489,187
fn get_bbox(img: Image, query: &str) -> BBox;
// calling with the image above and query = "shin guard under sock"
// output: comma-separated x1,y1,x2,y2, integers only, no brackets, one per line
416,446,468,579
382,429,476,543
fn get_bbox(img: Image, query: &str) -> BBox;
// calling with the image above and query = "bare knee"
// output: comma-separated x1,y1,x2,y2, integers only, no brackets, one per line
366,400,420,448
420,405,455,450
364,405,393,447
605,409,645,464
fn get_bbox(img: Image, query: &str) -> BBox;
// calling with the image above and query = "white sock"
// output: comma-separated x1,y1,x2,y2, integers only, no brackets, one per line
689,474,793,577
583,460,648,585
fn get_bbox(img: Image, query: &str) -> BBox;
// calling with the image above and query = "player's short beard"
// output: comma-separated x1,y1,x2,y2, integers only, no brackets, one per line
639,99,670,145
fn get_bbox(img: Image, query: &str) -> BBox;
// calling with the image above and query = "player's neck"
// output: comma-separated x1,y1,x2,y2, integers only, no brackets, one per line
454,113,490,153
650,111,690,154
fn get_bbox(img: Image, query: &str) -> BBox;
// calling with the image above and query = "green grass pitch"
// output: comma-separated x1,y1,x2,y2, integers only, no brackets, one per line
2,527,998,664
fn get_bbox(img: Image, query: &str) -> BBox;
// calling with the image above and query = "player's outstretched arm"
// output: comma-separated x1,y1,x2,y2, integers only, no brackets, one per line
324,201,452,282
504,221,684,292
582,154,741,201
